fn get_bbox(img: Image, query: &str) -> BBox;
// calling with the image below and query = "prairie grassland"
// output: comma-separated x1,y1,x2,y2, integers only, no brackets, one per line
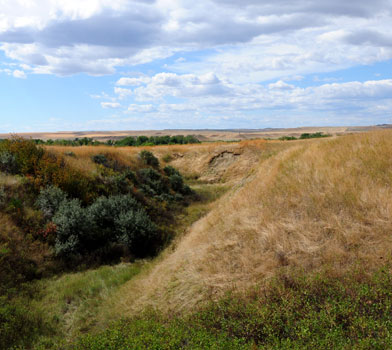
46,139,281,183
109,131,392,316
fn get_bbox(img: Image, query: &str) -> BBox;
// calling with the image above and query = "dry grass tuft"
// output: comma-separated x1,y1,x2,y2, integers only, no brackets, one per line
109,131,392,316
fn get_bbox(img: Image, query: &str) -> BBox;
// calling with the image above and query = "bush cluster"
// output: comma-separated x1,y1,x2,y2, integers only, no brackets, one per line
0,138,192,265
52,194,158,261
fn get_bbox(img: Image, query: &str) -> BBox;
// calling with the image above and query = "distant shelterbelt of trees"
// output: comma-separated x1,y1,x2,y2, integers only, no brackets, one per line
30,135,201,147
279,132,331,141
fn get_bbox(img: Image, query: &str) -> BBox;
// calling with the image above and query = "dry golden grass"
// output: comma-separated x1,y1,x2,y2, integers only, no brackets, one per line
46,140,273,184
108,131,392,316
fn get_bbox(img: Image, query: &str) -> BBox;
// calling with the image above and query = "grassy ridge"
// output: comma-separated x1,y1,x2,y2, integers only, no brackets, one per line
117,131,392,315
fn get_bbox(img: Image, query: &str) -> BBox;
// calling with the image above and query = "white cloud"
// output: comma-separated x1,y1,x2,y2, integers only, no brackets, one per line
114,87,132,99
128,74,392,117
127,104,155,113
268,80,295,90
0,0,391,77
1,0,392,128
116,76,151,86
101,101,121,109
12,69,26,78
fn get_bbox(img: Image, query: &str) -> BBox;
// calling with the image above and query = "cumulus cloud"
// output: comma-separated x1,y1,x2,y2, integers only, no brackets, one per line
1,0,392,128
0,0,391,76
127,104,155,112
101,101,121,109
12,69,26,78
110,69,392,121
116,76,151,86
114,87,132,99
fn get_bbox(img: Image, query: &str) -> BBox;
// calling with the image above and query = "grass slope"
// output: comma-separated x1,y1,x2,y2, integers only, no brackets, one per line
113,131,392,315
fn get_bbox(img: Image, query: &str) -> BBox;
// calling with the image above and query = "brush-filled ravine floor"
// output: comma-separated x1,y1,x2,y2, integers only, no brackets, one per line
8,181,230,349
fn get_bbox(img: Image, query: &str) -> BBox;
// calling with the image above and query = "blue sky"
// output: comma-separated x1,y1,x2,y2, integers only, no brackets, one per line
0,0,392,132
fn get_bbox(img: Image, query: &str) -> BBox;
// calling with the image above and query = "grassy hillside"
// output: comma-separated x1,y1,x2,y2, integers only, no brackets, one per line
2,132,392,349
112,131,392,315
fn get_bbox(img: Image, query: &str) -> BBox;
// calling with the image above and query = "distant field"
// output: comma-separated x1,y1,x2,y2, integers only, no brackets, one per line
1,124,391,142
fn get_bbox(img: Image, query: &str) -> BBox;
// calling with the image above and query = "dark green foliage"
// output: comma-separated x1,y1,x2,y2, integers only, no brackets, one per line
0,187,5,207
279,136,297,141
137,165,192,199
169,174,185,192
111,135,201,147
163,165,180,177
34,137,101,147
92,154,109,167
87,195,141,251
115,136,136,146
53,199,89,257
116,208,158,257
53,195,158,261
279,132,331,141
36,186,67,219
300,132,330,139
137,136,149,145
64,151,76,157
0,151,18,174
138,168,168,196
139,150,159,168
31,135,200,147
164,166,193,195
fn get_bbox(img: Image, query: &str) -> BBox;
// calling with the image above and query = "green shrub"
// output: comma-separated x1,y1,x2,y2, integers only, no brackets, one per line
279,136,297,141
36,186,67,219
53,199,89,257
64,151,76,157
92,154,109,167
163,165,180,177
53,195,159,261
0,186,5,207
139,150,159,168
138,168,169,196
299,132,330,139
116,208,158,257
162,154,173,163
0,151,18,174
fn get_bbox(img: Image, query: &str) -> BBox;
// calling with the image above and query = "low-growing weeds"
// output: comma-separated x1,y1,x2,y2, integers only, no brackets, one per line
70,267,392,350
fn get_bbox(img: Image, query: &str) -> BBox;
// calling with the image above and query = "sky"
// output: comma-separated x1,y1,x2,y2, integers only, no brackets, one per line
0,0,392,132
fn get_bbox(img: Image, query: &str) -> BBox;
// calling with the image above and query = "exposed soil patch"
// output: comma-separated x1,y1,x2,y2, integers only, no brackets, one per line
201,150,242,183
